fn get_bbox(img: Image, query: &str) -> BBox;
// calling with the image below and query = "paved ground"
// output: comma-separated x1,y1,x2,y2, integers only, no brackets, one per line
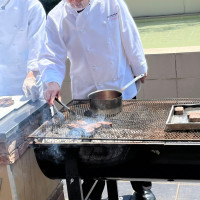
102,181,200,200
63,180,200,200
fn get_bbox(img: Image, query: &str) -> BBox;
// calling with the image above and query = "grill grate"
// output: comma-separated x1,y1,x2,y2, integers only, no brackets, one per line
29,98,200,144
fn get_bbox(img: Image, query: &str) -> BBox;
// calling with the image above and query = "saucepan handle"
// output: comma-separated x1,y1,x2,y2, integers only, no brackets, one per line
120,74,144,92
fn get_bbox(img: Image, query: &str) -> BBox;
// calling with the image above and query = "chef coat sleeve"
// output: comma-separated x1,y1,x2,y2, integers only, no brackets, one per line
27,0,46,73
117,0,147,76
39,15,67,87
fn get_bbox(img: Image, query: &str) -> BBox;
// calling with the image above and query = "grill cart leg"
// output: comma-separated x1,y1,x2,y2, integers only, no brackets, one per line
107,180,119,200
83,180,98,200
65,149,84,200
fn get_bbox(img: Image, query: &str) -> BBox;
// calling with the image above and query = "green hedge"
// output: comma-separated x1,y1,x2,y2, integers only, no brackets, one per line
40,0,61,14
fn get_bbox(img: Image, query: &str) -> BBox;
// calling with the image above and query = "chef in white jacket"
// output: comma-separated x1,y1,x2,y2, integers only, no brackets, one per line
39,0,155,200
0,0,46,101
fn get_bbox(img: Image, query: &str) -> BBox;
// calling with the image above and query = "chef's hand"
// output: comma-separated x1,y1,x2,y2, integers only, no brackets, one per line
141,72,147,83
44,82,61,106
23,71,39,102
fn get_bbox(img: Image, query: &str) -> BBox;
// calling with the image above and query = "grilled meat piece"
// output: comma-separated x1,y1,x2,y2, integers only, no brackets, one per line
0,97,14,107
76,120,88,126
90,123,102,130
174,106,184,115
188,113,200,122
97,121,112,128
81,126,95,135
67,123,80,129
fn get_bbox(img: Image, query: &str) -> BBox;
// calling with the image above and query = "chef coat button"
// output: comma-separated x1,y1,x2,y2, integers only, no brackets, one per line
87,47,92,52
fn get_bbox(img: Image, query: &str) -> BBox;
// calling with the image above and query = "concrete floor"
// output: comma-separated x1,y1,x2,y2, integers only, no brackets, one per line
63,180,200,200
102,181,200,200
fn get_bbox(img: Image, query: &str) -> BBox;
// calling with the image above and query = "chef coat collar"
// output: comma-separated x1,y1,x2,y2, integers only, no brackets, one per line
62,0,94,15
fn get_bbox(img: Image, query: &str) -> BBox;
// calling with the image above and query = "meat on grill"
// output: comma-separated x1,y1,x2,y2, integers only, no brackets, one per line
0,97,14,107
67,123,80,129
81,126,95,134
76,120,88,126
98,121,112,128
188,113,200,122
174,106,184,115
66,120,112,131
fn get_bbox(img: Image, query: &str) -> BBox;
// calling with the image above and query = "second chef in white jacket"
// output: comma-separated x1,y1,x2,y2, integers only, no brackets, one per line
0,0,46,101
39,0,154,200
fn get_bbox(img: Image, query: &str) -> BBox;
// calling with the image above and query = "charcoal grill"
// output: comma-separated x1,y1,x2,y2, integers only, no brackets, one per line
29,98,200,200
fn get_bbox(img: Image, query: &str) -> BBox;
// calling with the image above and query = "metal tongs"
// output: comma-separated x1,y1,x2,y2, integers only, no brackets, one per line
53,103,65,122
55,97,76,120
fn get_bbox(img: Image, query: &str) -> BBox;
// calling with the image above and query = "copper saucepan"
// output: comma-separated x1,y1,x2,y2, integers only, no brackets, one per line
88,74,144,115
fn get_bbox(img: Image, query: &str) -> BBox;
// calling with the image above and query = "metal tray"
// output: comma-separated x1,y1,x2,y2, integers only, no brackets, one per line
166,104,200,131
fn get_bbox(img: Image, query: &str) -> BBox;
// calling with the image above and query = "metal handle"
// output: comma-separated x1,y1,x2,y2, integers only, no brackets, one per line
53,104,65,122
120,74,144,92
50,106,56,124
55,97,71,112
55,97,76,119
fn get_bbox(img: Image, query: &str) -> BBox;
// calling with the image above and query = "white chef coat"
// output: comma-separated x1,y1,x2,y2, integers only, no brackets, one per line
39,0,147,100
0,0,46,96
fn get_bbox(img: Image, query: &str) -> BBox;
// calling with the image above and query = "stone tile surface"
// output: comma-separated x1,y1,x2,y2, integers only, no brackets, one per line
143,79,177,99
177,78,200,98
177,184,200,200
151,182,178,200
63,181,200,200
102,181,133,199
145,54,176,80
176,52,200,79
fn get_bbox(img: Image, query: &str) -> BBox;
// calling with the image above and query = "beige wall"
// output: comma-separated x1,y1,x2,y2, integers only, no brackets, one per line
125,0,200,17
137,46,200,99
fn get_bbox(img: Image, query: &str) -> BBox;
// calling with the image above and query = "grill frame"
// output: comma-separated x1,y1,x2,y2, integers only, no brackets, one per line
31,142,200,181
29,98,200,200
30,98,200,144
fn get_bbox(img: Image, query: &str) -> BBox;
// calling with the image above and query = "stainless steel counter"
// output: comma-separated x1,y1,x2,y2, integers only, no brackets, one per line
0,100,48,141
